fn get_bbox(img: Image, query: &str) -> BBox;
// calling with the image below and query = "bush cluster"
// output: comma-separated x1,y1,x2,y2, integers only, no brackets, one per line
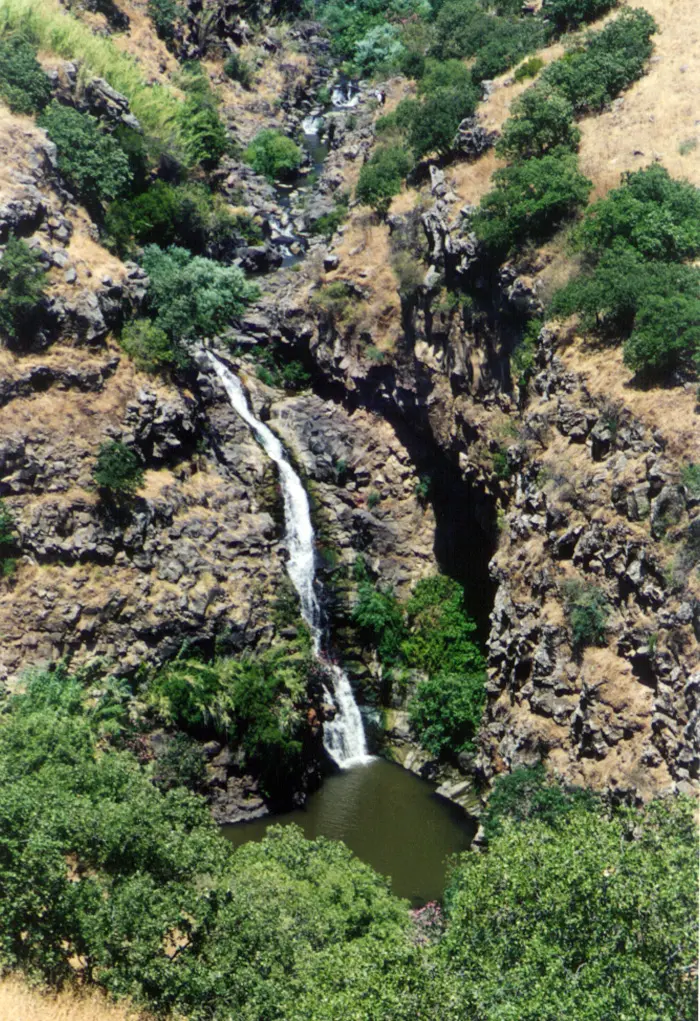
147,0,183,44
473,8,656,257
353,570,486,759
224,50,254,88
0,237,46,344
551,165,700,377
119,319,178,374
0,35,52,114
146,639,311,797
38,102,133,211
244,129,302,182
356,144,412,215
140,244,259,342
177,63,229,170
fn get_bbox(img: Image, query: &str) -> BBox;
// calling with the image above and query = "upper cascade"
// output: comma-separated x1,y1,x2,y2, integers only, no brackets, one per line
202,351,372,769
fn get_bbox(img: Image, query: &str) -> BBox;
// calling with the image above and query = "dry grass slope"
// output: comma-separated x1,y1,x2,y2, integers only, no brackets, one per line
0,976,147,1021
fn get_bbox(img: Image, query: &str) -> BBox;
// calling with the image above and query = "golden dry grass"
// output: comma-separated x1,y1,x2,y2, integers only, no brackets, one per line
0,976,145,1021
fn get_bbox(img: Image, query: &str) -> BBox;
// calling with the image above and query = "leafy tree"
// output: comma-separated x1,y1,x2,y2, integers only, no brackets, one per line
541,8,657,113
119,319,177,373
541,0,616,33
140,244,259,341
496,85,580,161
407,59,480,157
572,164,700,263
244,130,302,182
402,575,484,676
474,151,592,255
355,144,412,216
0,35,52,114
352,576,407,665
105,181,230,256
0,237,46,343
442,796,698,1021
624,290,700,376
469,16,546,82
408,672,485,757
93,441,144,496
38,103,132,211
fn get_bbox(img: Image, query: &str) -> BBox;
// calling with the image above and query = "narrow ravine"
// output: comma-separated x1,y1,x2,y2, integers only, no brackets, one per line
203,351,372,769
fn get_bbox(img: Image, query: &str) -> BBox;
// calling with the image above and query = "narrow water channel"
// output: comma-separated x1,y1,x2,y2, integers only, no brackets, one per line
223,759,476,906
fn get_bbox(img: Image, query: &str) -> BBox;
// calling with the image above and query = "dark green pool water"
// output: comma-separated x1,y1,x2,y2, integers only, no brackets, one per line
222,758,476,906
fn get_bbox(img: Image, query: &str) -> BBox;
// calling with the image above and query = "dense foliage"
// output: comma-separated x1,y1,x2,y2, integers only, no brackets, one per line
562,578,609,649
442,793,698,1021
119,319,178,373
355,144,412,215
0,498,17,578
551,166,700,377
540,8,656,113
408,672,485,757
0,236,46,343
244,129,302,182
0,34,51,113
474,152,591,254
38,103,132,211
93,441,144,497
140,244,259,341
177,62,229,169
0,667,434,1020
147,0,183,43
495,86,580,161
146,640,312,797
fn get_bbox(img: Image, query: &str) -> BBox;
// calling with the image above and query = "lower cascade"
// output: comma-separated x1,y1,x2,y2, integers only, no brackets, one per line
203,351,372,769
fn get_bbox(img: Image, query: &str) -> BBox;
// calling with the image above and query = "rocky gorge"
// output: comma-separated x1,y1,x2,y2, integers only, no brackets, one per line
0,0,698,836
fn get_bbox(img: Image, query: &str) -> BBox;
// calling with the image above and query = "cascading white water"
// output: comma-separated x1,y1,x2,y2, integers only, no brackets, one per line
204,352,372,769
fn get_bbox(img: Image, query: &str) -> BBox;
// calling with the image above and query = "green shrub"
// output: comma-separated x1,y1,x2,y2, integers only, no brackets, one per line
356,144,412,215
480,764,600,840
0,34,51,113
408,671,485,757
511,318,540,391
147,0,183,43
106,182,210,255
38,102,132,210
352,571,406,666
495,85,580,161
308,201,349,238
310,281,357,323
572,165,700,263
681,463,700,497
367,489,381,509
623,290,700,376
432,0,544,73
469,17,546,83
403,575,484,676
224,50,253,88
541,8,657,113
0,498,18,578
562,578,609,649
140,244,259,341
442,796,698,1021
119,319,178,373
513,55,544,82
177,64,229,170
244,129,302,182
0,236,46,343
93,440,144,496
354,22,405,74
474,151,592,255
541,0,616,32
147,641,310,796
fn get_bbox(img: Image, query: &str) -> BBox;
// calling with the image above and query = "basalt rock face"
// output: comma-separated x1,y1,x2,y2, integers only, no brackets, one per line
257,199,698,802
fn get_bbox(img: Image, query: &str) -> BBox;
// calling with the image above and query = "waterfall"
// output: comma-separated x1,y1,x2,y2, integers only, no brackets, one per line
203,352,372,769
